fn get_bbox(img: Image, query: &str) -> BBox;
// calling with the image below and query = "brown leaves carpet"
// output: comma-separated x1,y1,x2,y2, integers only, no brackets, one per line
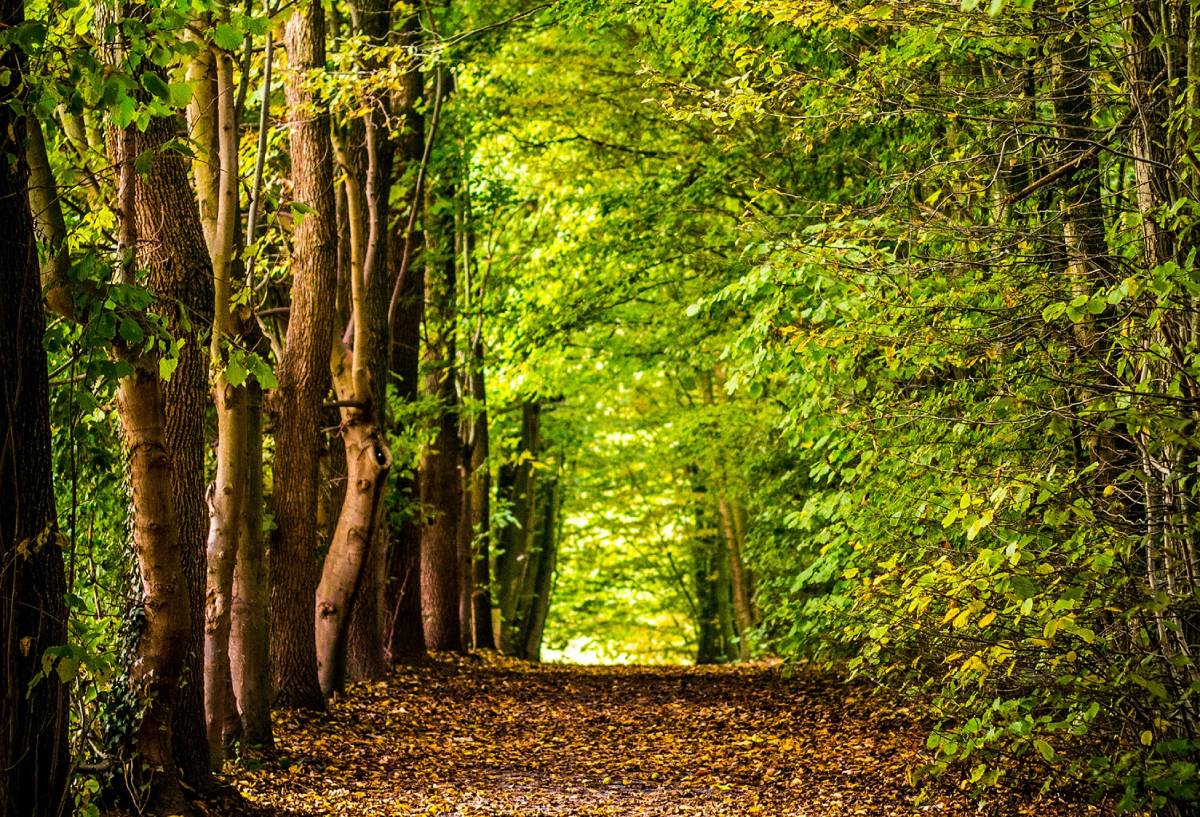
221,655,1112,816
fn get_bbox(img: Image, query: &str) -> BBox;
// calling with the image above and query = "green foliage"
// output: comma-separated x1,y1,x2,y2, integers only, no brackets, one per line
459,0,1200,811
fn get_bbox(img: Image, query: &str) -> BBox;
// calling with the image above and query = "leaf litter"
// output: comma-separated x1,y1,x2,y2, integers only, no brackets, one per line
209,654,1116,816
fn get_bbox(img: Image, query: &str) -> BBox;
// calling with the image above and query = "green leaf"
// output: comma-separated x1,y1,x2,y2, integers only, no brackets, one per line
134,149,156,176
214,23,243,51
143,72,170,101
168,81,194,108
226,355,248,388
118,317,144,344
290,201,313,225
1033,738,1055,762
159,355,179,381
1010,576,1037,600
55,655,80,683
113,94,136,129
248,354,277,389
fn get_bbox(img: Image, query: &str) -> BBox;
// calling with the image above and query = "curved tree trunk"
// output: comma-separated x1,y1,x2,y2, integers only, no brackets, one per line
341,0,395,686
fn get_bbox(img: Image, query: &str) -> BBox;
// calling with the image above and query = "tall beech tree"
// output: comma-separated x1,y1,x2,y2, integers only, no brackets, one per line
137,111,216,799
193,32,245,761
269,0,338,710
105,118,195,813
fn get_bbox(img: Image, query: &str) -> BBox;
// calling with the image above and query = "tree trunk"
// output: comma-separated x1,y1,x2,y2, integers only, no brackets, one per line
714,531,737,662
342,0,396,683
315,346,392,696
716,497,752,660
690,475,722,665
466,347,497,650
522,474,560,661
384,9,428,665
270,0,338,710
116,359,193,814
230,375,272,746
231,27,274,747
111,116,192,807
130,109,215,794
496,402,539,654
199,40,245,766
385,225,426,662
458,441,476,648
1,64,69,815
693,535,721,666
419,153,464,652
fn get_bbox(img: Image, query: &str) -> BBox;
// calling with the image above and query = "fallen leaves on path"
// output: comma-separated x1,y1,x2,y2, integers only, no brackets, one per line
220,655,1113,816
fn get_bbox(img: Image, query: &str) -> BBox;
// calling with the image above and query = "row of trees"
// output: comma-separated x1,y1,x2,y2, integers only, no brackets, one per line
1,0,588,814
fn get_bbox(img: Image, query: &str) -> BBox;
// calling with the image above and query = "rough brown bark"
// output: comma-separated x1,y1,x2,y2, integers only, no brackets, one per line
128,109,215,792
112,115,191,812
270,0,338,710
2,64,69,817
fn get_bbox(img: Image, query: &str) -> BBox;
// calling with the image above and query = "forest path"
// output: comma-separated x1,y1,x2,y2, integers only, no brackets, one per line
226,656,1106,817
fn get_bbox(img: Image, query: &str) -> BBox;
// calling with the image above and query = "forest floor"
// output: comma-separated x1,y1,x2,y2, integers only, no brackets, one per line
212,654,1114,817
